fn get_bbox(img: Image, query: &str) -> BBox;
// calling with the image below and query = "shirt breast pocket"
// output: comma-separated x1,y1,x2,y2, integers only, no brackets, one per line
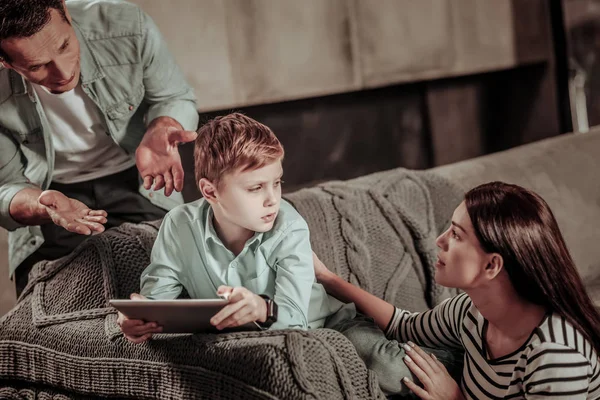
105,85,145,130
2,125,43,146
2,126,45,162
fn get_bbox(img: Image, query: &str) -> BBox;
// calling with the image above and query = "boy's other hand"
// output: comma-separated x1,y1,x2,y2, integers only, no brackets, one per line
211,286,267,330
117,293,163,343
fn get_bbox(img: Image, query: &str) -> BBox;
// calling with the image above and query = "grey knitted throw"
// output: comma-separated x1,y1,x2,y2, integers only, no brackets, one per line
286,169,462,312
0,168,462,399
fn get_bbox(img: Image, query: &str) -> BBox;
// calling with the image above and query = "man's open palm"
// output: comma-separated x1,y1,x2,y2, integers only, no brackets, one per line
38,190,107,235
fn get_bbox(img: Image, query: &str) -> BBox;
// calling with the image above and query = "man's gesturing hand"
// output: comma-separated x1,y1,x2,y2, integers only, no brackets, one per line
136,117,197,197
38,190,107,235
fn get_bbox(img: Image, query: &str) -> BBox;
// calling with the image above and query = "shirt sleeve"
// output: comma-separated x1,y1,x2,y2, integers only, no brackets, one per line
0,131,40,231
140,213,189,300
138,8,199,131
524,343,594,400
385,292,471,350
268,218,315,330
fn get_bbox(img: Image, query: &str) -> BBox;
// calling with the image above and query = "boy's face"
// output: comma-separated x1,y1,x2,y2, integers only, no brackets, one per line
210,159,283,238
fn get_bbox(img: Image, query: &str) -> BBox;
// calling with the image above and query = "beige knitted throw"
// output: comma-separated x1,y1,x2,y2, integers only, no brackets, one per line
0,168,462,399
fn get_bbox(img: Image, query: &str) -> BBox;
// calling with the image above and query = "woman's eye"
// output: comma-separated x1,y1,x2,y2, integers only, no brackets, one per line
248,186,261,192
451,229,459,239
274,180,284,187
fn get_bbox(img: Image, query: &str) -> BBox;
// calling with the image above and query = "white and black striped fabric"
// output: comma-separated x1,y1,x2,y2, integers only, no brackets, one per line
386,293,600,399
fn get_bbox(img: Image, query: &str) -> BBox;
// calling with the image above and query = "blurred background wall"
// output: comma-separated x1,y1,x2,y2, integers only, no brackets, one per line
0,0,572,314
129,0,561,199
564,0,600,131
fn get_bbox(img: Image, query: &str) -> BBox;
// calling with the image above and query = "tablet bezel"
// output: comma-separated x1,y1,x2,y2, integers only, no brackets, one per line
109,299,260,333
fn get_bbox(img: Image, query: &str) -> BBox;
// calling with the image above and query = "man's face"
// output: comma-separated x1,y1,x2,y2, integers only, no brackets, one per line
1,7,81,94
211,159,284,241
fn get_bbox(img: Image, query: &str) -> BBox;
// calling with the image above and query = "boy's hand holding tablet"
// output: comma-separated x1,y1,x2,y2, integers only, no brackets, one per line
210,285,268,331
116,293,163,343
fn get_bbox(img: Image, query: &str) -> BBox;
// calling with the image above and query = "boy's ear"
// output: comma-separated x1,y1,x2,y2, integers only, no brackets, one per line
485,253,504,280
198,178,218,203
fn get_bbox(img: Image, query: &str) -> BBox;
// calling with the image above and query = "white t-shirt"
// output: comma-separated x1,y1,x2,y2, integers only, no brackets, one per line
32,83,135,184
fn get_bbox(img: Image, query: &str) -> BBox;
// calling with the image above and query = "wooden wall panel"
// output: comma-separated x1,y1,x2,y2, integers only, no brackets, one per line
133,0,236,111
354,0,454,87
450,0,516,72
511,0,552,64
224,0,358,106
427,82,485,166
131,0,553,110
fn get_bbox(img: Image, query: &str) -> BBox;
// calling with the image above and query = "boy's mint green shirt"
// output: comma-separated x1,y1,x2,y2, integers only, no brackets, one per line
0,0,199,276
140,199,349,330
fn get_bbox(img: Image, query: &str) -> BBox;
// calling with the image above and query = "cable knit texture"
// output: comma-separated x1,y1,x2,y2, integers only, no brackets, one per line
0,168,462,399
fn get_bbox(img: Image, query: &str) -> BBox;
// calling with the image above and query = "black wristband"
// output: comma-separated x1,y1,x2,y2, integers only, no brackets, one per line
258,294,278,328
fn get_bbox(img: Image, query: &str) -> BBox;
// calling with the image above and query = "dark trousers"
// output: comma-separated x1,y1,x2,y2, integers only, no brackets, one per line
14,166,167,296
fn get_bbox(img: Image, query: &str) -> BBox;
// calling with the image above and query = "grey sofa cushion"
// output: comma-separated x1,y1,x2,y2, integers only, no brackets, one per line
286,168,463,312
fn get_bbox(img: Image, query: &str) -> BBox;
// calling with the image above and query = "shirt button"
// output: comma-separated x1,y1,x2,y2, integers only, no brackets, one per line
129,105,134,111
30,240,36,246
230,261,237,268
148,192,153,198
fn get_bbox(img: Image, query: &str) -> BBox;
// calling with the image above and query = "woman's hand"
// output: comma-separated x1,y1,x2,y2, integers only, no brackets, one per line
312,251,334,282
211,286,267,330
117,293,163,343
402,342,464,400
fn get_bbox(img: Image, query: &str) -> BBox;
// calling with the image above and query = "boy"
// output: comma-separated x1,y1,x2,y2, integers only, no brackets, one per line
118,113,353,342
118,113,461,396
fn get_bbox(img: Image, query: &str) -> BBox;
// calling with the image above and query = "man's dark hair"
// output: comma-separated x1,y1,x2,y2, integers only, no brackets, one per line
0,0,68,62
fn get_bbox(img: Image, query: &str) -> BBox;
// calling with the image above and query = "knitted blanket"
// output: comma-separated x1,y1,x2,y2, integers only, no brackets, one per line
286,169,462,312
0,168,462,399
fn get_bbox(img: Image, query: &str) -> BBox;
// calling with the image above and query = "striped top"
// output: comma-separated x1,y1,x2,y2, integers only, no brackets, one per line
386,293,600,399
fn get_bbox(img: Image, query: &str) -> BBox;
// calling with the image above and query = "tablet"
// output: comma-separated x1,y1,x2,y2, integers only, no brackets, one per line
109,299,261,333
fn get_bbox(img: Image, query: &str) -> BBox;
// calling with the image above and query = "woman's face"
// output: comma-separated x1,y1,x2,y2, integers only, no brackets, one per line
435,201,493,289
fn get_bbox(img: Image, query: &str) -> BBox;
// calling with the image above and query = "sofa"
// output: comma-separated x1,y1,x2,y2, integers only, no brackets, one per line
1,128,599,399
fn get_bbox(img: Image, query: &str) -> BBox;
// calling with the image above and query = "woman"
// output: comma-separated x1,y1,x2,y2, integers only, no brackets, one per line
314,182,600,399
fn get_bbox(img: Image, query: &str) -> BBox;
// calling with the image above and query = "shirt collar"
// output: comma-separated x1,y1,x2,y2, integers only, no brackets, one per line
204,206,265,252
9,70,27,96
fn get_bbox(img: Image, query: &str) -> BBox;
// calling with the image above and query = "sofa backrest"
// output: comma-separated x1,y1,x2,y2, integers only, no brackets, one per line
285,168,463,311
431,129,600,294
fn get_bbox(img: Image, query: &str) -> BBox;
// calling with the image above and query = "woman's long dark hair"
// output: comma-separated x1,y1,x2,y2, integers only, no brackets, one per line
465,181,600,354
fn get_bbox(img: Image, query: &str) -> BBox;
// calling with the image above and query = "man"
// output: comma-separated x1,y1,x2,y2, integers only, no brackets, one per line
0,0,200,295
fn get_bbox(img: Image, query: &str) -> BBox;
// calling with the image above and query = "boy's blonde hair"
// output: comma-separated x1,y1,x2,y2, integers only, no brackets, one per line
194,113,284,188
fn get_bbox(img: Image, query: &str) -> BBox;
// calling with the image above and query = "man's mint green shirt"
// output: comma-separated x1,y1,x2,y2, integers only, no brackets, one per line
0,0,199,276
140,199,348,330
